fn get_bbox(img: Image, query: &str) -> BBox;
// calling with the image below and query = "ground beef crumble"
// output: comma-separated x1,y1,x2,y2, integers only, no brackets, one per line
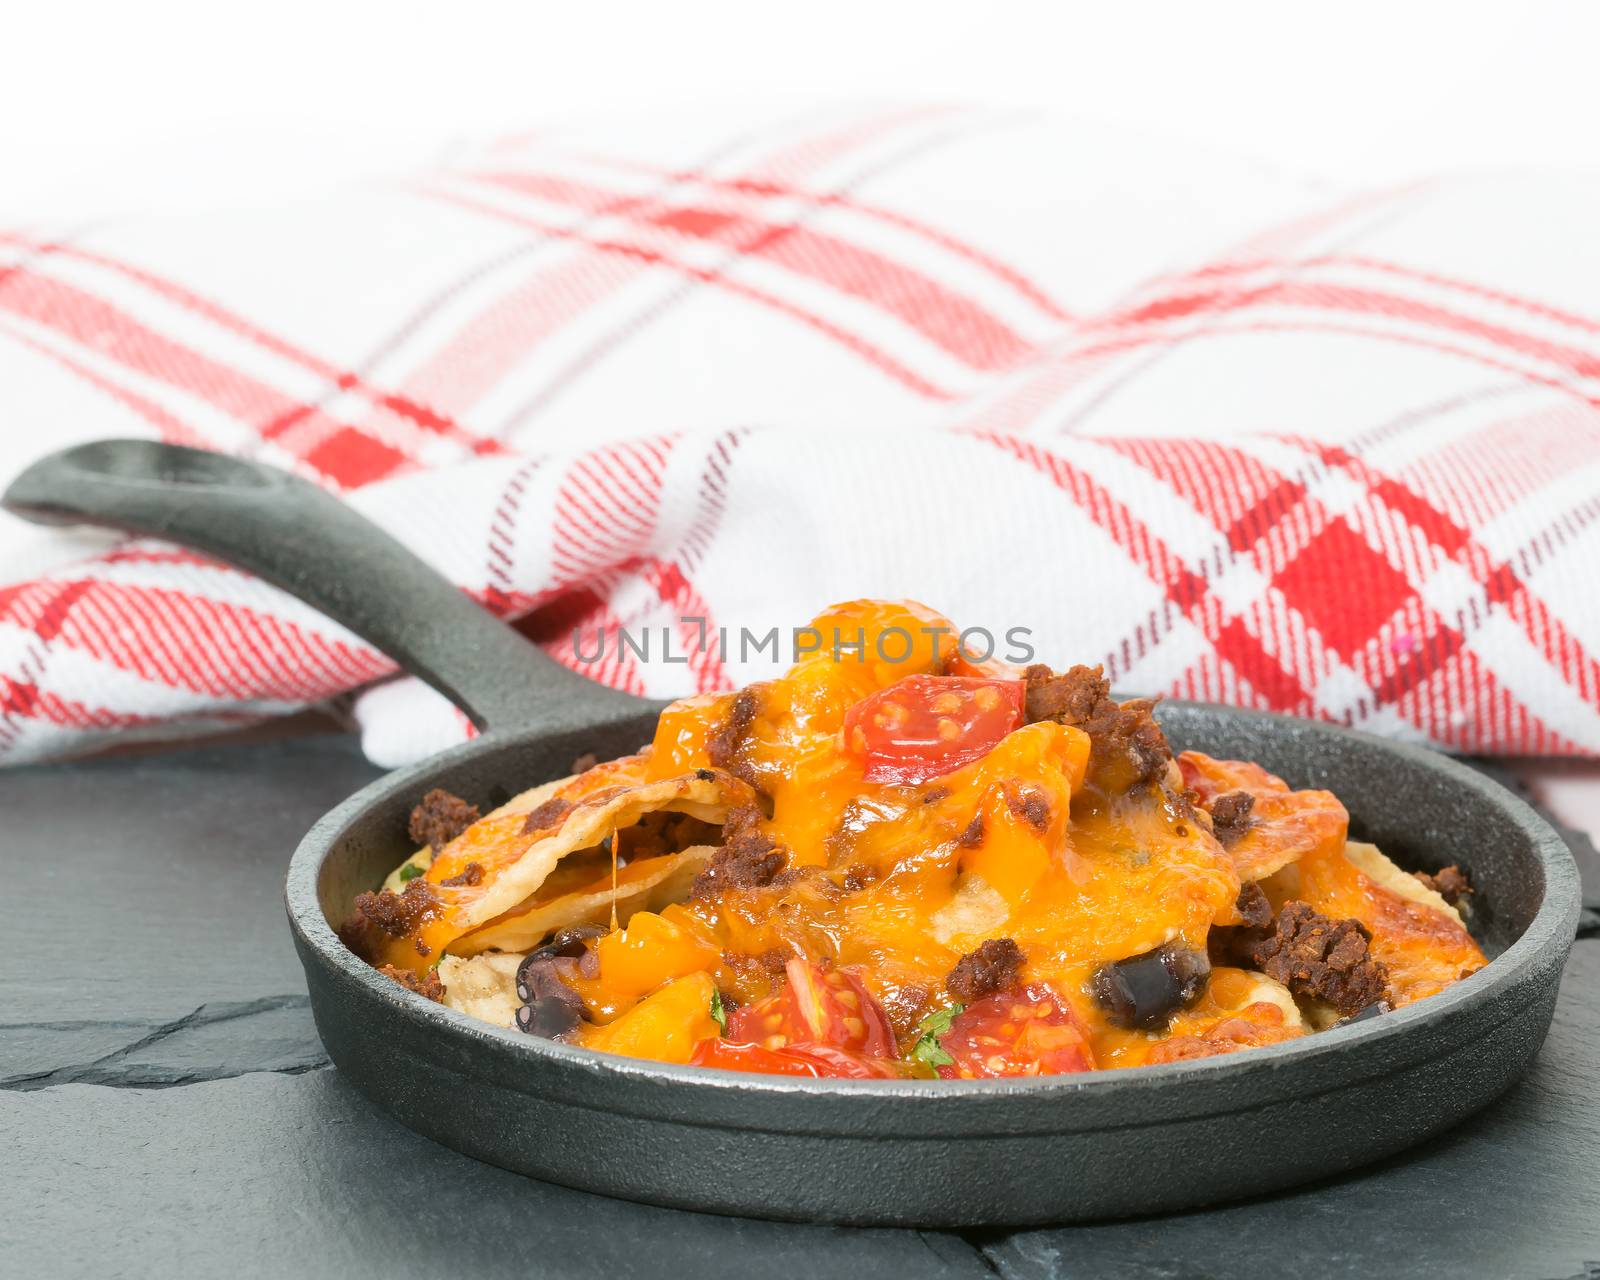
841,863,877,891
521,795,573,836
378,964,445,1002
440,860,483,888
347,877,438,940
1250,900,1389,1015
1208,884,1276,966
408,788,479,850
1022,663,1171,788
946,938,1025,1002
690,805,787,899
1209,790,1256,846
956,814,985,848
1004,784,1051,831
707,687,764,789
1413,865,1472,906
882,983,932,1039
1235,881,1274,929
722,945,795,991
620,810,720,860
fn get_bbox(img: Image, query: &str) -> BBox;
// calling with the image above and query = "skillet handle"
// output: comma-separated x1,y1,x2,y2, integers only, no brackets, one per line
1,440,649,733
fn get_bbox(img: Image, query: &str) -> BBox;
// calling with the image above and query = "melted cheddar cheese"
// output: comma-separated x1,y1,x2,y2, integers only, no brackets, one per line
344,598,1489,1077
571,600,1241,1063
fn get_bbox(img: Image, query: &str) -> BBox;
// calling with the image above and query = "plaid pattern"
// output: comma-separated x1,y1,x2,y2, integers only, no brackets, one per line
2,103,1599,768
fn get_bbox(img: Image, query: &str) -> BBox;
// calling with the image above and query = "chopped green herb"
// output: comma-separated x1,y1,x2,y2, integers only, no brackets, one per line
910,1004,963,1069
398,862,423,882
710,988,728,1034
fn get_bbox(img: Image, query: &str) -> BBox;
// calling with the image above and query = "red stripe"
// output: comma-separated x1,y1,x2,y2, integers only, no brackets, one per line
978,434,1315,712
0,268,420,487
0,320,208,447
549,440,676,588
485,458,544,614
1212,616,1314,713
1302,439,1600,712
0,674,171,730
0,231,502,456
476,170,1035,371
1106,437,1307,558
35,579,392,701
1046,319,1600,410
383,109,950,427
383,242,644,420
1106,428,1598,741
417,182,955,400
1157,251,1600,339
641,559,730,693
0,579,97,750
579,158,1070,321
98,545,220,569
1090,278,1600,387
678,430,744,569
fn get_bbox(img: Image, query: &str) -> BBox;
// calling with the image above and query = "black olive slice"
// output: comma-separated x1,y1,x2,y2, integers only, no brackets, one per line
1090,944,1210,1031
1334,999,1393,1028
515,926,605,1003
515,994,582,1038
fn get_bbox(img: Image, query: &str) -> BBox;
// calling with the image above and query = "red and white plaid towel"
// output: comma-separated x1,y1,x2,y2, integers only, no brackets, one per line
3,103,1599,768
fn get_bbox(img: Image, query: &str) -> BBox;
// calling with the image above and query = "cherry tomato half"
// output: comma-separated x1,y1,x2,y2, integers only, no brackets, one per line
726,958,896,1057
689,1038,914,1079
690,1039,829,1077
843,675,1024,785
935,984,1097,1079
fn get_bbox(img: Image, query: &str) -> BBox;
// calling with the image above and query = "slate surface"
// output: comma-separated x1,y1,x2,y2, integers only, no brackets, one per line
4,735,1599,1280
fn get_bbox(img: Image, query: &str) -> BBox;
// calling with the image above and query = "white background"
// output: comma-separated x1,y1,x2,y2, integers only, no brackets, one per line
4,0,1599,218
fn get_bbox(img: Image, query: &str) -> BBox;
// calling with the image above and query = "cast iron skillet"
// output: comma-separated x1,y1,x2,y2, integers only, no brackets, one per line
4,439,1582,1227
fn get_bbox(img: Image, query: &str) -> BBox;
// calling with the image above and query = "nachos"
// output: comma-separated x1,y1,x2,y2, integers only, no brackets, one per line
342,600,1485,1079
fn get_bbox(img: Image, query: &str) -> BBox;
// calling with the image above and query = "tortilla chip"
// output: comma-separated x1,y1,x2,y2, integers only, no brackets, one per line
1179,751,1348,882
930,874,1009,945
1216,969,1302,1028
454,845,716,955
1145,969,1305,1064
1259,838,1486,1006
383,774,589,892
360,766,758,971
438,953,522,1029
1343,840,1466,927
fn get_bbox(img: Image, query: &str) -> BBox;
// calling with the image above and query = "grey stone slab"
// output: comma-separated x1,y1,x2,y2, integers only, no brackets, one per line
0,735,379,1081
0,1070,990,1280
5,996,323,1089
0,734,383,1029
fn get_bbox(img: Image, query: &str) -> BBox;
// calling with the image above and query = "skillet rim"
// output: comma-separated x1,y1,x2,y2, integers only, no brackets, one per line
285,700,1580,1121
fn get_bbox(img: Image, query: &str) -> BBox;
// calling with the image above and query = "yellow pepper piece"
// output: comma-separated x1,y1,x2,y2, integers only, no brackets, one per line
572,909,721,1021
580,972,718,1065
